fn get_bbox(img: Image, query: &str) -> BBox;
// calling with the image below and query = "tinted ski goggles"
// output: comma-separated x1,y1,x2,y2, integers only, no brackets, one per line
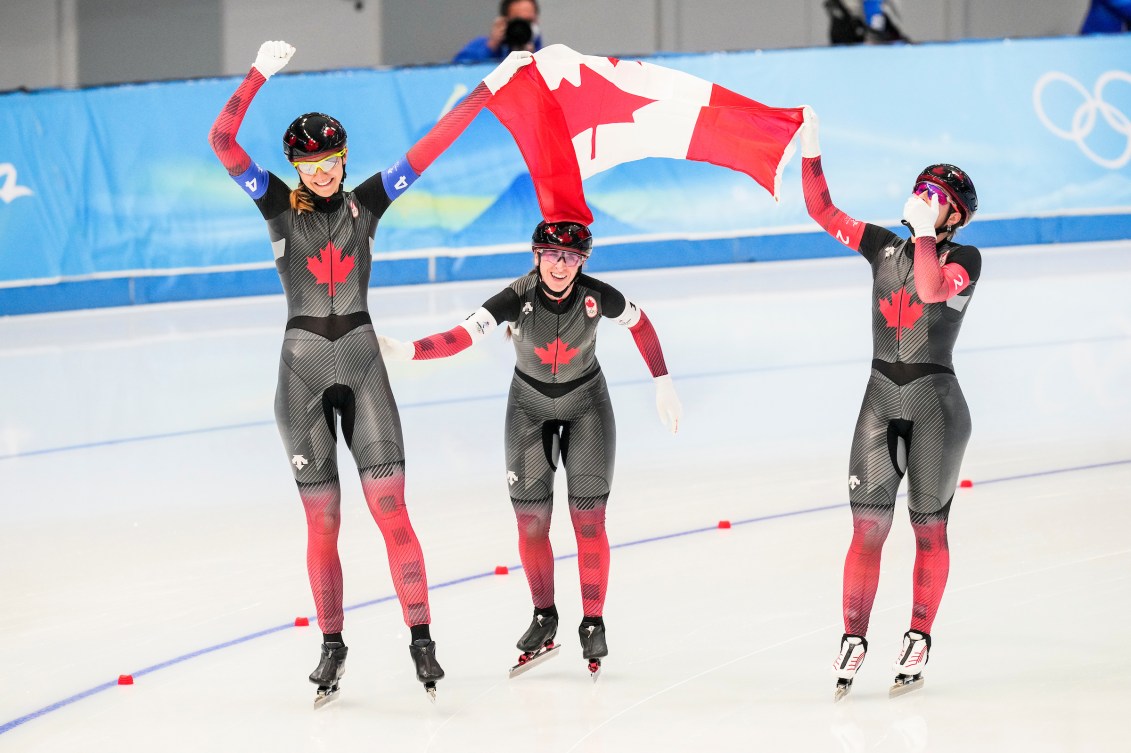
536,247,587,267
913,181,951,205
293,149,347,175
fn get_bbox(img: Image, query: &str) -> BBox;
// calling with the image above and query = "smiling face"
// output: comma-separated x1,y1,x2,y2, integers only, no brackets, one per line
536,248,584,296
294,150,346,197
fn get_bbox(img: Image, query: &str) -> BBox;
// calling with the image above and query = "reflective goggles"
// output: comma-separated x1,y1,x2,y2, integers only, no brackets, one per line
292,149,346,175
913,181,950,205
537,247,586,267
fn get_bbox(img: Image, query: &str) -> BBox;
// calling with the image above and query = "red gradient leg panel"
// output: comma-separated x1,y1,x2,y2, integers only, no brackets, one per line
298,478,345,634
910,520,950,634
842,509,894,636
360,462,431,627
569,497,610,617
512,498,555,609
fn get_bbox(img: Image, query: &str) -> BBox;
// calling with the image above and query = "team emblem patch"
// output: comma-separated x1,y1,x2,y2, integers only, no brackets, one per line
522,301,533,315
584,296,598,318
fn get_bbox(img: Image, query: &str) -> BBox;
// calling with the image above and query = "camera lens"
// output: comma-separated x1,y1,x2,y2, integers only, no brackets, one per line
504,18,533,49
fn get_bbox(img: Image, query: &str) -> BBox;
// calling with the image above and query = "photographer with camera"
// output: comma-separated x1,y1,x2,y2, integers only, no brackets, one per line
824,0,908,45
454,0,542,64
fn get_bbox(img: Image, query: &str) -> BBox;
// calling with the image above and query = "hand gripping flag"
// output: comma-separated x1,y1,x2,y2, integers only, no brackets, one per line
485,44,805,225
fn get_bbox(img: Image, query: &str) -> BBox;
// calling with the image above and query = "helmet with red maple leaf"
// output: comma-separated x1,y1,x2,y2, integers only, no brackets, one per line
532,221,593,258
915,164,977,227
283,113,347,161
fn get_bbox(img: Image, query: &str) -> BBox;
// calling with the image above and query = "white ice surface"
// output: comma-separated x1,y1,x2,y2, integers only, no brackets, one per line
1,241,1129,752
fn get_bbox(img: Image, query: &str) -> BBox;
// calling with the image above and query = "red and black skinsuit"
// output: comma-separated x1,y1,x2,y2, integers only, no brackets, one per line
402,272,669,621
208,65,492,638
803,156,982,639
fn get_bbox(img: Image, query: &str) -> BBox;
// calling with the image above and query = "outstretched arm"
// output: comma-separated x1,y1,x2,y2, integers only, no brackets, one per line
377,52,533,202
378,289,521,361
208,41,295,200
612,298,681,435
614,301,668,378
798,107,867,252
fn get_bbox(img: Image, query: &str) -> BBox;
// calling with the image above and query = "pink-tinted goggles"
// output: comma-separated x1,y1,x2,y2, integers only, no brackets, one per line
914,182,950,205
537,247,586,267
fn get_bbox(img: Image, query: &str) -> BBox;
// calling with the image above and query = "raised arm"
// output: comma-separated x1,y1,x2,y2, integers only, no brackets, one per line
376,52,534,203
798,107,867,252
902,195,976,303
208,41,294,199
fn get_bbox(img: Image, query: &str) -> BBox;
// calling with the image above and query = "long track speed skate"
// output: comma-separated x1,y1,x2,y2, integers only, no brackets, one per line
889,630,930,698
832,634,868,702
579,617,608,681
508,611,560,679
309,642,348,709
409,639,445,702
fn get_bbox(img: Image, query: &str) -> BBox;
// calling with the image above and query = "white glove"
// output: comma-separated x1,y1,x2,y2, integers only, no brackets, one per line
799,105,821,158
902,193,940,239
654,375,682,435
377,334,415,362
253,41,295,79
483,50,534,94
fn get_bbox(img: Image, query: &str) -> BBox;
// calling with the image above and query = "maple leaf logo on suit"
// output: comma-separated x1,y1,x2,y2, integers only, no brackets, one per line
878,287,924,340
534,338,579,375
306,241,354,297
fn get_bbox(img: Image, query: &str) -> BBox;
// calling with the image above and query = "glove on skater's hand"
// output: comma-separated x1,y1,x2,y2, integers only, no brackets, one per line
253,40,295,79
799,105,821,159
484,50,534,93
377,334,415,362
902,193,940,239
654,375,682,435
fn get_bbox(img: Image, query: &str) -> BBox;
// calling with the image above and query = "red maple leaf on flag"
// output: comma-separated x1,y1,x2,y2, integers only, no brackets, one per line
306,241,354,297
878,287,924,340
553,64,657,159
534,338,580,375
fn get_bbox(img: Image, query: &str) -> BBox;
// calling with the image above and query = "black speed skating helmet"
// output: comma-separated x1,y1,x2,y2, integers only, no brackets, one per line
916,163,978,226
532,221,594,257
283,113,347,161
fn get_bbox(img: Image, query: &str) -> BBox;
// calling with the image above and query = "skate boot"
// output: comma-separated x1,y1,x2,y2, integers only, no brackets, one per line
308,641,348,709
409,639,444,701
890,630,930,697
508,609,560,679
579,616,608,680
831,633,868,702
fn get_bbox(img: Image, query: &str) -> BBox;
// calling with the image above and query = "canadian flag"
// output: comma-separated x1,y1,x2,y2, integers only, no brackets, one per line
486,44,804,225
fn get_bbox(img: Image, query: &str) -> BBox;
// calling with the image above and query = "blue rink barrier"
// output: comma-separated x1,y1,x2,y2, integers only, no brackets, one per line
1,35,1128,315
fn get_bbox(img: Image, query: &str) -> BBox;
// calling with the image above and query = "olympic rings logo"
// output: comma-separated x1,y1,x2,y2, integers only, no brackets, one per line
1033,70,1131,169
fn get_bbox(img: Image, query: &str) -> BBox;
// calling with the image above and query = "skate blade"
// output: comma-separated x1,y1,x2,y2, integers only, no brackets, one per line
588,658,602,682
424,682,437,703
313,685,340,710
834,679,852,702
889,675,924,698
508,644,561,679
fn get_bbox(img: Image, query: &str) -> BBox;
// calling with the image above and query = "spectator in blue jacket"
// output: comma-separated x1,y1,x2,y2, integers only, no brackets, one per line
1081,0,1131,33
824,0,907,44
454,0,542,64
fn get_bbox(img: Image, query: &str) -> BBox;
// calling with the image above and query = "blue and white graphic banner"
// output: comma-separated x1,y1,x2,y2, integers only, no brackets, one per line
0,35,1127,314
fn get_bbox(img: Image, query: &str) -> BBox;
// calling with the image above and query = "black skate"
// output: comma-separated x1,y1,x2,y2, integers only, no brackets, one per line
308,641,348,709
890,630,930,698
579,617,608,680
508,611,560,679
409,639,444,701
